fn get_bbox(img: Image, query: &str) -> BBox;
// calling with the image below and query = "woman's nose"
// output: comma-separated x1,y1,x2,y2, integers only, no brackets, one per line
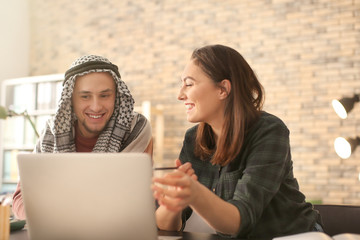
178,87,186,101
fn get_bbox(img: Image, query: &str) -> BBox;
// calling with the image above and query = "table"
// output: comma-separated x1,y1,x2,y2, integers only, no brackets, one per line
10,229,270,240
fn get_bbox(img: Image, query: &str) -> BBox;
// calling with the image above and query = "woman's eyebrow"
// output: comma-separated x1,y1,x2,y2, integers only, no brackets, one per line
182,76,196,81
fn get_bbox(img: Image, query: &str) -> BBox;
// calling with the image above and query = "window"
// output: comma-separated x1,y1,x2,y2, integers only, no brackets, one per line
0,74,63,193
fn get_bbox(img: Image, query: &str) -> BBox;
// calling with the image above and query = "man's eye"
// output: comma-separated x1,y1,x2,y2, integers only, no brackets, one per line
80,95,89,99
100,94,110,98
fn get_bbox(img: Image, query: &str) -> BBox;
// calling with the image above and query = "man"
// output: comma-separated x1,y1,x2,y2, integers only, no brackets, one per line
12,55,153,219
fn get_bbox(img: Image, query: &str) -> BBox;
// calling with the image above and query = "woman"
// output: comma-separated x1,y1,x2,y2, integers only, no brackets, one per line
152,45,322,238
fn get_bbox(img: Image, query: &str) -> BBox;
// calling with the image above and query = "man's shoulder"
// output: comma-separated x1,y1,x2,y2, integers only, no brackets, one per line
131,112,150,132
38,117,56,142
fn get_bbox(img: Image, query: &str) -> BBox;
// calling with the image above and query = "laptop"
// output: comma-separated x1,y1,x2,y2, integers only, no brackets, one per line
17,152,158,240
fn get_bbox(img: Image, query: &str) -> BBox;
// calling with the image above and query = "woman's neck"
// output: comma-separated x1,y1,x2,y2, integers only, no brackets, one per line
208,119,224,143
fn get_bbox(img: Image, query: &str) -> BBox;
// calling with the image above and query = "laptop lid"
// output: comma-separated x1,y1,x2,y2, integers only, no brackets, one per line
17,152,158,240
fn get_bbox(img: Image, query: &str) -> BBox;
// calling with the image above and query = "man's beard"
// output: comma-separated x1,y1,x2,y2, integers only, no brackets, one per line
80,120,105,137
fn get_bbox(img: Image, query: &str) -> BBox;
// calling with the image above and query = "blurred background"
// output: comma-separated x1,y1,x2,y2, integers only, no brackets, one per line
0,0,359,205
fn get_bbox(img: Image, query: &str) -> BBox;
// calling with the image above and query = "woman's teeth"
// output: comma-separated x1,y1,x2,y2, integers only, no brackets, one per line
185,104,194,110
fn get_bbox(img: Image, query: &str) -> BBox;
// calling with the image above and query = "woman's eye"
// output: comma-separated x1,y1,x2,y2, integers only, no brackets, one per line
180,78,193,87
184,80,193,87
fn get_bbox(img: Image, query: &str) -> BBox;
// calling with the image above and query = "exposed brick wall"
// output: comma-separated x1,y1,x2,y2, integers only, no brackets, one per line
28,0,360,204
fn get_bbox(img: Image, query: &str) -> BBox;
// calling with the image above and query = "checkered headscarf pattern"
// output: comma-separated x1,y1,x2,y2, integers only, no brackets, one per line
43,55,135,152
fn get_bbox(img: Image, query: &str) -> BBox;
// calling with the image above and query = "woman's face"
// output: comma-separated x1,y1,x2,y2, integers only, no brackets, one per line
178,60,226,127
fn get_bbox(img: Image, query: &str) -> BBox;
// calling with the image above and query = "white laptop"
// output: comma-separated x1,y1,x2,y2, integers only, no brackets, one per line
17,152,158,240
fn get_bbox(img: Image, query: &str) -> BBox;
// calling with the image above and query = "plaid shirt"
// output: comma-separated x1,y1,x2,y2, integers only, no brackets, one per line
179,112,320,239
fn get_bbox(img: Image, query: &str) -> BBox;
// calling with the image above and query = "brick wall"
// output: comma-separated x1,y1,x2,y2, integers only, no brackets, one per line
28,0,360,204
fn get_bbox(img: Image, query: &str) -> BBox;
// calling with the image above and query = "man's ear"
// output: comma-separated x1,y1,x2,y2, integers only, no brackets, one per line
219,79,231,100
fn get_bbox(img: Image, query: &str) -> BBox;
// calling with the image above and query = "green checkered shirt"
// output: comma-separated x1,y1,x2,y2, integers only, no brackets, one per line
179,112,320,239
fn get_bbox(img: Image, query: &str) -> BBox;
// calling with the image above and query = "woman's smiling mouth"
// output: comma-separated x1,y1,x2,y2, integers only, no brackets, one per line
185,103,195,113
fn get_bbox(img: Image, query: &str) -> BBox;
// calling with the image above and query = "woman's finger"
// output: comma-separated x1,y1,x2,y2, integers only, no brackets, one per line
153,170,185,183
191,174,198,181
176,162,198,180
178,162,192,173
186,168,195,176
175,159,182,167
153,174,191,188
153,184,186,211
158,195,188,212
152,185,165,199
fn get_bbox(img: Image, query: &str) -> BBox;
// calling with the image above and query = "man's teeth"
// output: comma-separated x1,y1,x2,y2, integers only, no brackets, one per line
89,114,102,119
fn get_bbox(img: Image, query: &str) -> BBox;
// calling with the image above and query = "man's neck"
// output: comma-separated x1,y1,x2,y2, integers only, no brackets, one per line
74,122,99,152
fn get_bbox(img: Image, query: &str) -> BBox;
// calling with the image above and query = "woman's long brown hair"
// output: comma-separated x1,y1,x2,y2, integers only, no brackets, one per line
192,45,264,166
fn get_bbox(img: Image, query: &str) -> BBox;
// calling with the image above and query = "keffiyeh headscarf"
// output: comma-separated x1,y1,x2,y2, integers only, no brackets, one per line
36,55,150,153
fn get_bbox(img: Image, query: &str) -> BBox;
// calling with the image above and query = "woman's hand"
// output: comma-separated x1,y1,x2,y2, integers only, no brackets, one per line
153,160,240,235
152,160,199,212
175,159,198,181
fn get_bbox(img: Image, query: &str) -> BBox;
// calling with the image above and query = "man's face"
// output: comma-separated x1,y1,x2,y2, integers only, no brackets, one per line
72,72,116,138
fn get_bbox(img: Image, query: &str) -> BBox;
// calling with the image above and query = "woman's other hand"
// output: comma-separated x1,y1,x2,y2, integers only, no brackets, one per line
152,161,199,212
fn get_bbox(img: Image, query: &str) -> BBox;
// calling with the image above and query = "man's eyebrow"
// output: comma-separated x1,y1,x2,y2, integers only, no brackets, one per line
77,90,91,94
77,88,114,94
100,88,114,93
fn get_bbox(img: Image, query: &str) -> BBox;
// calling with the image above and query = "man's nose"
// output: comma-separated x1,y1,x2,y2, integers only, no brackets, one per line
90,97,102,111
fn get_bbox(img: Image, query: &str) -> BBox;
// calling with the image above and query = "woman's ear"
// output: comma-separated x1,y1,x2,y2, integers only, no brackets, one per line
219,79,231,100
